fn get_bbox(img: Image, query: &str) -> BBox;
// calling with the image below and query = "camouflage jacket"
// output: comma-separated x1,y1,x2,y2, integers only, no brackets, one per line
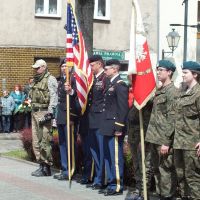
173,83,200,150
145,82,178,146
127,101,153,144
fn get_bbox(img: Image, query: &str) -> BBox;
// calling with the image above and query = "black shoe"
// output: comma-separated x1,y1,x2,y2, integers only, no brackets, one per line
92,184,102,190
104,189,123,196
80,179,92,185
31,164,43,176
98,188,108,194
43,164,51,176
54,173,68,180
86,183,94,188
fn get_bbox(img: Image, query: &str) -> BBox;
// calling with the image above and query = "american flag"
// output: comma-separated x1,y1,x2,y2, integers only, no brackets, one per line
66,2,93,114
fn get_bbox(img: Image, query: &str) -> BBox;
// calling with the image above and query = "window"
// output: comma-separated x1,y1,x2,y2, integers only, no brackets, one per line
94,0,110,20
35,0,61,18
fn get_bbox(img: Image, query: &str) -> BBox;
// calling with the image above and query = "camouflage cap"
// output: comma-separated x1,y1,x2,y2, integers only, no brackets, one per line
32,59,47,69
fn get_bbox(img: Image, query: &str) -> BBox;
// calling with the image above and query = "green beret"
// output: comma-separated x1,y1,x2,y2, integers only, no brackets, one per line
182,61,200,71
157,59,176,72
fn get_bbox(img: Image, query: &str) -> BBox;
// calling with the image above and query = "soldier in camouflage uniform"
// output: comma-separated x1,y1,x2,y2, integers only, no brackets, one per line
125,101,154,200
29,59,58,177
145,60,178,200
173,61,200,200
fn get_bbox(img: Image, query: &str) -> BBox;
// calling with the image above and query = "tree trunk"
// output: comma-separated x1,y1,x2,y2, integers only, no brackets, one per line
75,0,94,57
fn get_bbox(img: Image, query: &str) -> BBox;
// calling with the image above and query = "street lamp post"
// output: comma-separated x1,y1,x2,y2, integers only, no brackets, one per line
162,29,181,59
170,23,200,61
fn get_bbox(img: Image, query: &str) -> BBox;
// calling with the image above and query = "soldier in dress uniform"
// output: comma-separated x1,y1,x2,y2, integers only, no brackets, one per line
145,60,178,200
53,58,81,180
173,61,200,200
29,59,58,177
82,55,107,189
98,59,129,196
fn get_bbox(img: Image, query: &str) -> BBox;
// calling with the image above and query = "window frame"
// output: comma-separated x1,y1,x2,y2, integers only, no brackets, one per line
94,0,110,21
35,0,61,18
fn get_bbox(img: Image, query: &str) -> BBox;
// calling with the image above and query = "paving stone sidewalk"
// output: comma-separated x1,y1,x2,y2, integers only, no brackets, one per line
0,132,22,153
0,157,132,200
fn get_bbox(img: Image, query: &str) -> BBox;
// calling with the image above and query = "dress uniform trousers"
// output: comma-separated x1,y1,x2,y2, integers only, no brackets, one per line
57,123,76,176
89,128,104,185
80,132,93,181
104,135,124,192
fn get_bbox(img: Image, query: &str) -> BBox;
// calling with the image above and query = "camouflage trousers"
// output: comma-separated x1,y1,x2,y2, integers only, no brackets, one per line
174,149,200,200
32,111,53,165
129,139,154,194
150,144,177,198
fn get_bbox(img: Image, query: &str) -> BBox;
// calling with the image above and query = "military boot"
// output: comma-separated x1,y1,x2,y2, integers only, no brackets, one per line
43,163,51,176
159,197,174,200
31,163,43,176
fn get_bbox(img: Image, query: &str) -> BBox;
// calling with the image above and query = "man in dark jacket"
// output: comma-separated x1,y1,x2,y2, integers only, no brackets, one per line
80,55,106,188
53,58,80,180
99,59,129,196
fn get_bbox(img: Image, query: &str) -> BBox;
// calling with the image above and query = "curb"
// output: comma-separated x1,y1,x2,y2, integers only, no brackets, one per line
0,155,60,173
0,133,21,140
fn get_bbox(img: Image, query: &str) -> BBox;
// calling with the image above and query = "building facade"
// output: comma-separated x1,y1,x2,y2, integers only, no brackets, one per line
0,0,199,91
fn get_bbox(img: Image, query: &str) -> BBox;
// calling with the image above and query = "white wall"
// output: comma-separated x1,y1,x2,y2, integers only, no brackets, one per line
0,0,66,47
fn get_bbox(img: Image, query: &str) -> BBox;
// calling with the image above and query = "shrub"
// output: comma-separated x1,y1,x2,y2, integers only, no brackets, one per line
20,128,61,168
20,128,36,162
20,128,136,186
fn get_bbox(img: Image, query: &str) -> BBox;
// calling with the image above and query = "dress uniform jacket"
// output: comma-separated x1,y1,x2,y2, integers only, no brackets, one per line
56,73,80,124
145,82,178,146
88,71,106,129
100,75,129,136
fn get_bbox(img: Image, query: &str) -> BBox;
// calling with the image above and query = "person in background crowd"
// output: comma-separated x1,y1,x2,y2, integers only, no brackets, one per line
1,90,15,133
145,60,178,200
23,78,34,128
0,97,3,133
23,77,34,98
53,58,81,181
10,84,25,132
99,59,129,196
173,61,200,200
29,59,58,177
125,101,154,200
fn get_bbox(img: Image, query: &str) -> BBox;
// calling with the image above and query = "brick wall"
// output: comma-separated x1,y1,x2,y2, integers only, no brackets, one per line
0,47,65,94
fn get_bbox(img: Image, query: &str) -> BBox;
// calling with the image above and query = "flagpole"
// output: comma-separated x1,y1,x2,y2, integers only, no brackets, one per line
139,109,147,200
65,65,72,188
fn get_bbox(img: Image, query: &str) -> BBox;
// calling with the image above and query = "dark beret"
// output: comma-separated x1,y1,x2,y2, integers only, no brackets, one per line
182,61,200,71
157,59,176,72
105,59,121,67
89,55,103,63
59,58,66,67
